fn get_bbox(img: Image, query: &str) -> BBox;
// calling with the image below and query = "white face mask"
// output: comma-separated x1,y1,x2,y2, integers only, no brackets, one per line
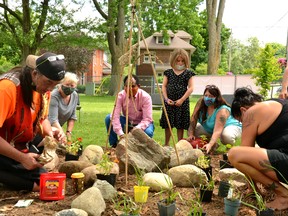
175,64,186,70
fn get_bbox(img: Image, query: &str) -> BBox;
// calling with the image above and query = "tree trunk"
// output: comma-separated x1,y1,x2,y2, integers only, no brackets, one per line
93,0,126,96
206,0,226,75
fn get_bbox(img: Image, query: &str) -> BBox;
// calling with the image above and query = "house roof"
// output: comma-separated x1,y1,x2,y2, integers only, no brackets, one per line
139,30,196,53
175,30,192,40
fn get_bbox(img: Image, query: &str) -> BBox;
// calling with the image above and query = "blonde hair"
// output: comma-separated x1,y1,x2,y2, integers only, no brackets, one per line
61,72,79,85
169,48,190,69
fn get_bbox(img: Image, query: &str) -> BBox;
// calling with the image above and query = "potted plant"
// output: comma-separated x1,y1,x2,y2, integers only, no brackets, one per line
224,184,242,216
96,152,116,186
195,155,212,180
187,199,207,216
157,175,181,216
200,177,214,203
242,177,275,216
218,179,231,197
133,166,149,203
65,137,83,161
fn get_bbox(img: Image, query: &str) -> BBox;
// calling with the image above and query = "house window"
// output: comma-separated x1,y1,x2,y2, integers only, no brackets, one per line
143,52,156,63
156,36,163,44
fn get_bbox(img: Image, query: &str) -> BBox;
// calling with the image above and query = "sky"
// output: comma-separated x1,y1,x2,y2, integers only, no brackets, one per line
76,1,288,46
221,0,288,45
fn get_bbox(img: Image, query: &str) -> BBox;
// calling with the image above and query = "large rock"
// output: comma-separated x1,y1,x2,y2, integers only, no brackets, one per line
115,128,170,174
58,161,94,178
79,145,104,164
168,140,204,167
167,164,207,187
71,187,105,216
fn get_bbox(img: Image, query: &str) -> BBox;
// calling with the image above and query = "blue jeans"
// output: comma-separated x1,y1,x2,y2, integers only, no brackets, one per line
105,114,155,146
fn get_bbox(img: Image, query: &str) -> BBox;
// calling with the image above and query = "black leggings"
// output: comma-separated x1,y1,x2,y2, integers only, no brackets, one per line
0,154,46,191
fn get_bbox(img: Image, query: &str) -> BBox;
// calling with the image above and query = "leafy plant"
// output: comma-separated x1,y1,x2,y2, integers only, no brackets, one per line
156,170,182,205
134,166,145,186
215,143,233,154
96,152,113,175
241,176,268,211
195,155,211,169
188,199,204,216
200,176,215,191
216,138,241,154
113,193,141,215
66,137,82,155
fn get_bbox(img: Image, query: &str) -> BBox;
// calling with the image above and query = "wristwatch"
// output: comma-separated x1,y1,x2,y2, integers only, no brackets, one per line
66,130,72,134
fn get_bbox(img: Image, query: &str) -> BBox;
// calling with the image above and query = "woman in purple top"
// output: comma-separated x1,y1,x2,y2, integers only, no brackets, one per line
105,74,155,147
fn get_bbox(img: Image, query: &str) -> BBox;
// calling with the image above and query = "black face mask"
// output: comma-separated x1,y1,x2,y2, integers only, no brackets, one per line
61,85,75,95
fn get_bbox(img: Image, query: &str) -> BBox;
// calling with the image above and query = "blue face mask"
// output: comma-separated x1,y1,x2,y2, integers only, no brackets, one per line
204,96,216,106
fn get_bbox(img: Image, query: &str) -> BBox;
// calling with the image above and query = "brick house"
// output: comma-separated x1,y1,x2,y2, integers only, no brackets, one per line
85,49,111,85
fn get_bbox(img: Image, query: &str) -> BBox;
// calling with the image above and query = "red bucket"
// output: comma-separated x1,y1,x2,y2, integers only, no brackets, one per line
40,173,66,201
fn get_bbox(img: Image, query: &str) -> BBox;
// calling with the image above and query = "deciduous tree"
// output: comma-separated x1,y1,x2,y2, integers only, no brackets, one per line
92,0,128,95
206,0,225,74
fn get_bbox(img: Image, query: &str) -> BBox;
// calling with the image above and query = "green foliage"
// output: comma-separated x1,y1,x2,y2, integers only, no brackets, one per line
188,199,204,215
195,63,208,75
200,177,215,191
66,137,83,155
242,176,267,211
229,37,261,75
253,44,282,98
0,56,15,74
113,193,141,215
0,1,100,63
215,138,241,154
134,167,145,186
195,155,211,169
96,152,113,175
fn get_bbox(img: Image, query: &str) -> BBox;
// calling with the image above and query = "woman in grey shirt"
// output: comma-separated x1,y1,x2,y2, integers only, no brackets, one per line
48,72,79,141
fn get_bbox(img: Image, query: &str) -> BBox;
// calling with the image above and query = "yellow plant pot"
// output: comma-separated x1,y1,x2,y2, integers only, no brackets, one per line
134,186,149,203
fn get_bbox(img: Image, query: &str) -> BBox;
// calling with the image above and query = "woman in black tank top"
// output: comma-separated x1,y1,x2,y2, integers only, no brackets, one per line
228,87,288,211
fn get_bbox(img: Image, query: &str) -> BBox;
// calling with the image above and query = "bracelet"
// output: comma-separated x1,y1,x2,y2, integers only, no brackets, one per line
66,131,72,134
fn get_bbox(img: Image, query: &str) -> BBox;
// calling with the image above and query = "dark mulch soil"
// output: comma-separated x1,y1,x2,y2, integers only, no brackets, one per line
0,153,287,216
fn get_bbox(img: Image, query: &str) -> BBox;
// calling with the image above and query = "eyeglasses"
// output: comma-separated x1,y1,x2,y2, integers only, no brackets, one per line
36,54,65,67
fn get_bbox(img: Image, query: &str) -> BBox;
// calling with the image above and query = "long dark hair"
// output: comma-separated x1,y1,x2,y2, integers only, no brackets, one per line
231,87,263,119
195,85,229,122
7,66,34,108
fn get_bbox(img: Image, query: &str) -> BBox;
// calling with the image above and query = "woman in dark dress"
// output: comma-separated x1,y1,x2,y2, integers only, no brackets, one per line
160,48,195,146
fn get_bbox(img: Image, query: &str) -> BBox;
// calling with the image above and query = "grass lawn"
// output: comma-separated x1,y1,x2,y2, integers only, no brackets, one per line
69,94,200,148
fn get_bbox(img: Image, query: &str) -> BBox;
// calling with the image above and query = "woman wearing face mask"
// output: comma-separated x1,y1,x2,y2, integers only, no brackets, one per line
160,49,195,146
187,85,242,153
48,72,79,141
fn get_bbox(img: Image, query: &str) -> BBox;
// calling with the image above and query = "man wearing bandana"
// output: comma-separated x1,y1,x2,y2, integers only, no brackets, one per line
0,52,66,191
187,85,242,153
48,72,79,142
